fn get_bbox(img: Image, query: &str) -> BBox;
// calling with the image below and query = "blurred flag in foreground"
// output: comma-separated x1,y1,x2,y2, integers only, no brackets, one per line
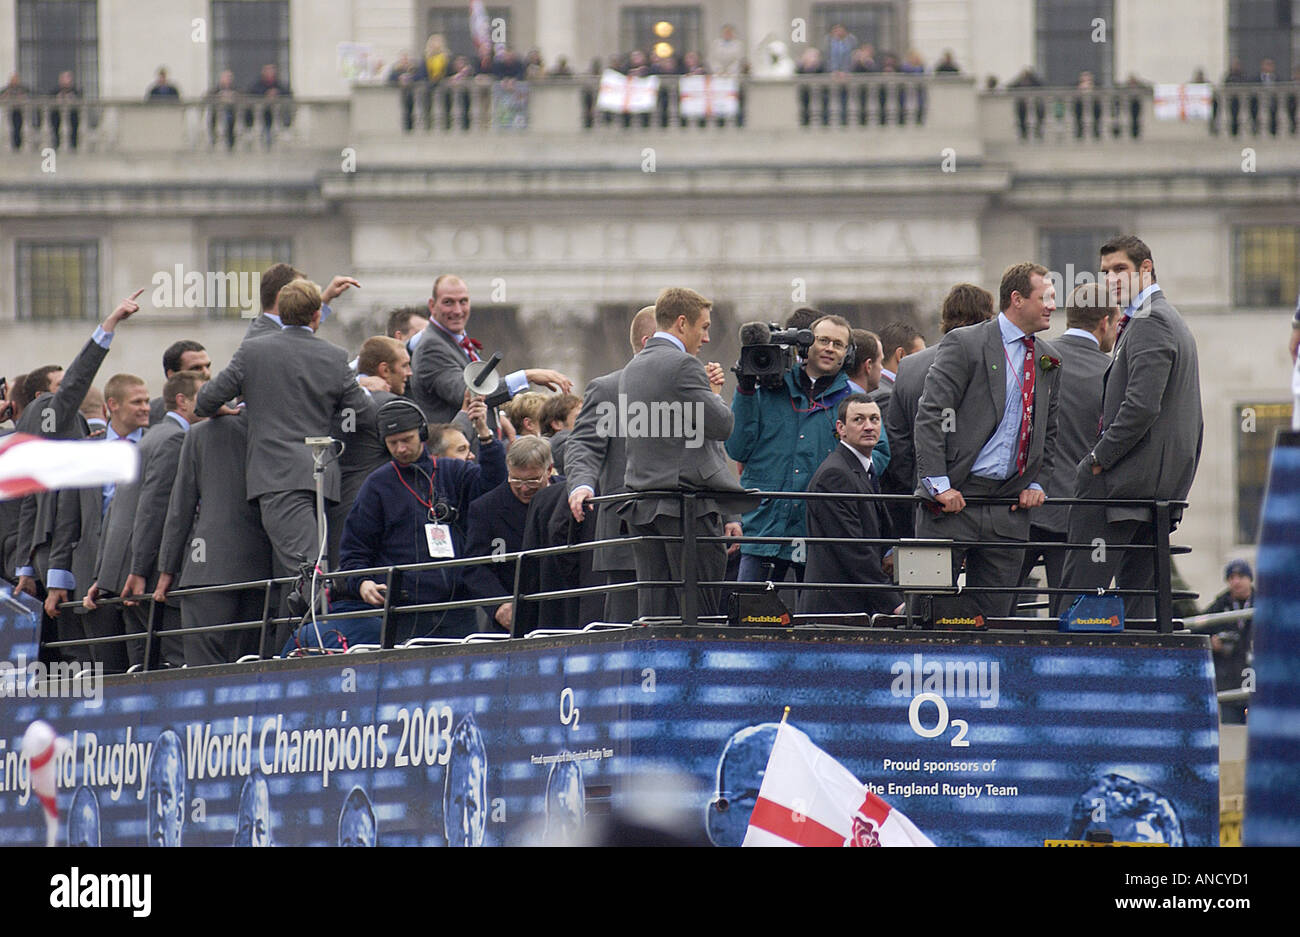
0,433,137,501
743,721,934,847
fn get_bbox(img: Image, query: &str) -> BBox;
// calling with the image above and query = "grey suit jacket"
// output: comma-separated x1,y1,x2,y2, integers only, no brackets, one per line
914,317,1061,499
148,396,167,427
94,467,143,596
564,369,635,572
616,337,754,523
411,324,475,424
13,335,108,575
195,328,367,501
338,388,397,499
1084,291,1203,524
48,485,104,598
128,416,187,586
1037,333,1109,532
158,415,273,587
243,313,280,340
882,344,939,493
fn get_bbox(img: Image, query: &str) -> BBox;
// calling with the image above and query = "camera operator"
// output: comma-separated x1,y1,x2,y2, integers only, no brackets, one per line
284,395,504,652
726,314,891,583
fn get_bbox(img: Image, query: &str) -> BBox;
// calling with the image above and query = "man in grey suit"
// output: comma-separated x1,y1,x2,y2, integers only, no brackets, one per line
566,306,658,622
1061,236,1203,618
1019,284,1119,600
883,285,995,542
196,280,369,643
148,340,209,426
914,263,1061,619
409,274,572,429
155,410,274,666
614,288,751,619
45,373,151,672
871,321,926,412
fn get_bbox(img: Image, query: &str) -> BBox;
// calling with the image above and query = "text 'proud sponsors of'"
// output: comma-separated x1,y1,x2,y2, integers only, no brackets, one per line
0,705,456,805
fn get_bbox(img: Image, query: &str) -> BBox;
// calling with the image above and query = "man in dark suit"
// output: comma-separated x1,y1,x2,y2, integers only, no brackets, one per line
1061,236,1203,618
148,340,209,426
884,284,996,541
616,288,752,619
154,409,273,666
567,307,658,622
871,320,926,412
1019,283,1119,600
914,263,1061,618
45,373,151,672
11,290,141,662
196,279,370,640
409,274,572,428
243,262,359,341
84,370,203,668
464,436,555,630
800,395,902,617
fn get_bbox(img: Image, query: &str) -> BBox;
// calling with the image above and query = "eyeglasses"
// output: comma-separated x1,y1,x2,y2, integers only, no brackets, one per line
508,477,547,490
812,336,847,351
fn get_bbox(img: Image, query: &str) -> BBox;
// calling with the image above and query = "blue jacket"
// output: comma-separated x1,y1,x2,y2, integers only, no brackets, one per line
339,441,506,605
725,368,890,558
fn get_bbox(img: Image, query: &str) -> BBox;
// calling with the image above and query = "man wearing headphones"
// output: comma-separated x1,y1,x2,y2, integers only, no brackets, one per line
287,394,505,651
724,313,890,585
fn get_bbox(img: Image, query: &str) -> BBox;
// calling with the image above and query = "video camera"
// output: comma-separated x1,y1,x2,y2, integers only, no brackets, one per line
733,321,814,390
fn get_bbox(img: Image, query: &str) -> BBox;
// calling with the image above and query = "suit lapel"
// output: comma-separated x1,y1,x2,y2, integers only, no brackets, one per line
983,319,1006,417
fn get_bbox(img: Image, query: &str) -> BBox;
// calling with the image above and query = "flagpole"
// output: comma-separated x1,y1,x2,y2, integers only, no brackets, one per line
780,705,790,725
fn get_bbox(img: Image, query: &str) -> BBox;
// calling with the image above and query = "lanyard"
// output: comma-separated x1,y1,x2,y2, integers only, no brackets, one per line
391,460,437,519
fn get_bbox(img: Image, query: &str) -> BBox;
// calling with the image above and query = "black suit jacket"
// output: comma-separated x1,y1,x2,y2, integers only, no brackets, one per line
463,480,533,611
799,444,902,617
1038,332,1109,532
129,416,187,589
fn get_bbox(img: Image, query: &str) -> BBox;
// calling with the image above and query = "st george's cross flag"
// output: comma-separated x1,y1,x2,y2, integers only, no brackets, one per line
0,433,138,501
597,70,659,114
742,722,935,847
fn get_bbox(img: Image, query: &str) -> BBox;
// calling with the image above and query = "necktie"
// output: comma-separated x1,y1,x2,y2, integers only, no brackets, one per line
459,336,481,363
1014,335,1035,476
1115,313,1132,342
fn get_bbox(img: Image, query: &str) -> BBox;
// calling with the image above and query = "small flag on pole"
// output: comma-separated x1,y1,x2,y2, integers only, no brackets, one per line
742,721,935,847
0,433,137,501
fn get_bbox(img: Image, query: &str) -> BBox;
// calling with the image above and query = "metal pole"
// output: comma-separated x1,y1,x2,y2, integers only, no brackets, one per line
1153,500,1174,634
681,492,699,627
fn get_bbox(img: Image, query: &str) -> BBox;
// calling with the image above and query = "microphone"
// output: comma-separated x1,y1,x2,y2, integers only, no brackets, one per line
739,321,772,345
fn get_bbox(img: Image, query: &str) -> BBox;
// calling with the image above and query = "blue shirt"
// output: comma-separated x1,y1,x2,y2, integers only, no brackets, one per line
651,330,686,353
1123,283,1162,321
1063,327,1100,347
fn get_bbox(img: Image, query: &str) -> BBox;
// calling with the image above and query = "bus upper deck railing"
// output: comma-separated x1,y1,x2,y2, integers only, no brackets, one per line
42,487,1194,672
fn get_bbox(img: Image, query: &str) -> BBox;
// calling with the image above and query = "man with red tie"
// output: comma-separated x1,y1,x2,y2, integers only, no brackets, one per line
912,262,1061,618
410,274,572,434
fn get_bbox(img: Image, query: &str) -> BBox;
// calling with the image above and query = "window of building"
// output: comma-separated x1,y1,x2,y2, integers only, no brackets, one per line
1236,402,1293,543
1234,226,1300,308
17,0,99,97
1229,0,1297,77
816,300,920,334
16,241,100,322
811,2,903,55
426,5,512,60
1035,0,1113,87
211,1,290,90
206,238,291,318
618,6,701,59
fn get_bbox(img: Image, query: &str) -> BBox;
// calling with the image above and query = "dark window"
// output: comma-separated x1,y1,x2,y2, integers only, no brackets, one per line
211,1,290,90
1229,0,1297,76
618,6,701,59
1236,402,1293,543
812,2,902,54
1035,0,1113,87
1040,228,1120,291
17,0,99,97
816,300,921,335
426,5,512,60
207,237,292,318
1233,226,1300,307
16,241,100,321
591,300,735,384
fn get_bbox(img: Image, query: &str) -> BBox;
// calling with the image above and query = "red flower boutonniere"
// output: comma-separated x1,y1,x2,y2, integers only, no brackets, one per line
1039,354,1061,372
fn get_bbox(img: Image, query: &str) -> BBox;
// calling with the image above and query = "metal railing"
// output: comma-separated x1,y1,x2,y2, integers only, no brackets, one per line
40,486,1195,672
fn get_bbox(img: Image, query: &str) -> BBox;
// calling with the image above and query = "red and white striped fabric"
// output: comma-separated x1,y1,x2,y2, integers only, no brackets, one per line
742,722,935,847
597,70,659,114
0,432,138,501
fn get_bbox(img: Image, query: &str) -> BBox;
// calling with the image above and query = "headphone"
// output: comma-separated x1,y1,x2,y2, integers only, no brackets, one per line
377,397,429,442
840,338,856,374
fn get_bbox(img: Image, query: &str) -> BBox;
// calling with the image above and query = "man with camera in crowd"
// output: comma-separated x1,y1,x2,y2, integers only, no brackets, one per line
725,313,890,584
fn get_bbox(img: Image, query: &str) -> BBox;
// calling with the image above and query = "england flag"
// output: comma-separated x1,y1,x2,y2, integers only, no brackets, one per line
742,721,935,847
0,433,138,501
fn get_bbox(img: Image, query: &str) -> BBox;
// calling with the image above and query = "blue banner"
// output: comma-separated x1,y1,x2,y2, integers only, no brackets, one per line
0,628,1217,846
